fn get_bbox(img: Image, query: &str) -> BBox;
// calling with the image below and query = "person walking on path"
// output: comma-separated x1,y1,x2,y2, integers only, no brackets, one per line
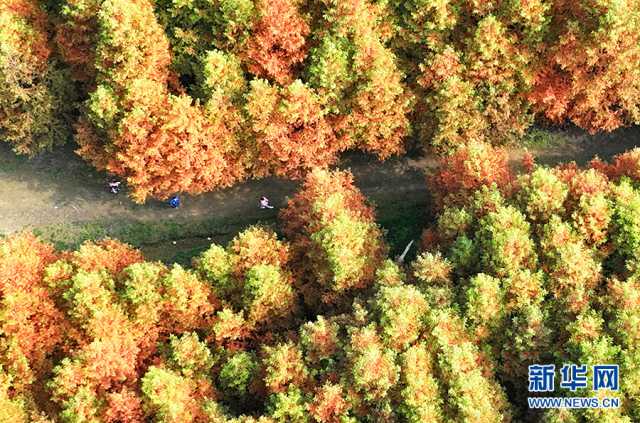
107,179,121,194
169,195,181,208
259,196,274,209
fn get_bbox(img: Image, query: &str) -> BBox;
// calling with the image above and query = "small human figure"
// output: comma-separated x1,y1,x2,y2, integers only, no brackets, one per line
169,195,181,208
259,196,274,209
108,180,121,194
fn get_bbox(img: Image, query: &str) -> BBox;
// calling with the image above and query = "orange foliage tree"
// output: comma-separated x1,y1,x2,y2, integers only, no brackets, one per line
54,0,100,84
528,0,640,132
428,140,514,210
0,233,65,396
243,0,310,85
40,237,217,421
245,79,346,179
70,0,244,202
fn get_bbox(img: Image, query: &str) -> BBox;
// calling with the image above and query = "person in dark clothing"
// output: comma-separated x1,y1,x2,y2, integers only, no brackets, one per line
107,180,121,194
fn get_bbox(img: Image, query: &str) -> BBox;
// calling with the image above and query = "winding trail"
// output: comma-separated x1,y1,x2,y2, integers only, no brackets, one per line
2,125,640,236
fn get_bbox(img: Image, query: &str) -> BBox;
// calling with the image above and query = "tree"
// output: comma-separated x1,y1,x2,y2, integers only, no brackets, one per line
243,0,309,84
307,383,350,423
70,0,245,202
195,226,297,337
218,351,259,404
0,0,75,155
416,47,487,153
261,342,309,394
420,148,640,421
344,325,399,403
372,284,428,351
245,80,345,179
528,0,640,133
280,168,387,310
463,15,533,144
153,0,255,79
141,366,202,423
54,0,101,83
0,369,29,422
397,343,443,422
429,140,513,210
307,0,412,159
0,233,65,398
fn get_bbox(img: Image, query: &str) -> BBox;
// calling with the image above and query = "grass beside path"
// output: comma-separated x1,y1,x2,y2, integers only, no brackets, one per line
29,195,428,266
31,210,278,265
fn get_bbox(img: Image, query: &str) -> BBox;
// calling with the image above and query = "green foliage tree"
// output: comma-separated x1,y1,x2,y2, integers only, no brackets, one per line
280,169,387,310
420,146,640,421
195,226,297,338
307,0,412,158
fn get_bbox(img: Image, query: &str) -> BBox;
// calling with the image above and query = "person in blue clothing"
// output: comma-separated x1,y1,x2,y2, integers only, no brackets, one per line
169,195,180,208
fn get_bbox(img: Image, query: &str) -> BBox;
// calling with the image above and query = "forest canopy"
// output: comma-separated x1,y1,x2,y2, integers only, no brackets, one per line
3,150,640,421
2,0,640,201
4,0,640,421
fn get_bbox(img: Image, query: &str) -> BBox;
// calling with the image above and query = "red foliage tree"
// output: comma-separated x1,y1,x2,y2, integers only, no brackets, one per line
243,0,310,84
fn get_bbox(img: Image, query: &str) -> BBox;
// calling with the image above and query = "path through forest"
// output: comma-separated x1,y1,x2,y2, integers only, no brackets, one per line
2,125,640,256
0,146,427,235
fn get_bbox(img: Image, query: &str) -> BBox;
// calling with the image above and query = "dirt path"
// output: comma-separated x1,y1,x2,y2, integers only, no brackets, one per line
0,145,427,235
2,125,640,235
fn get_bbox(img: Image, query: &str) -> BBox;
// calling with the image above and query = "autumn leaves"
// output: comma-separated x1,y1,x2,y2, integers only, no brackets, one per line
39,0,411,202
4,0,640,203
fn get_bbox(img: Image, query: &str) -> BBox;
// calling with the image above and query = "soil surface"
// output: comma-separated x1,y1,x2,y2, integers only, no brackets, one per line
2,125,640,235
